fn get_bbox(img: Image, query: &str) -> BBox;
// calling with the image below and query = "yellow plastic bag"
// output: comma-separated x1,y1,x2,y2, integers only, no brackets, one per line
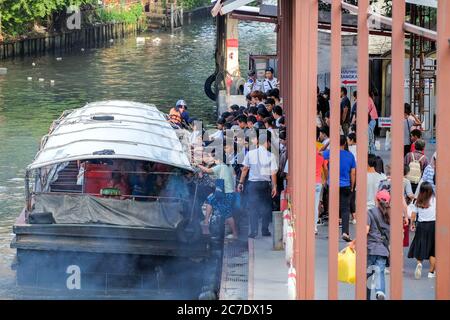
338,247,356,284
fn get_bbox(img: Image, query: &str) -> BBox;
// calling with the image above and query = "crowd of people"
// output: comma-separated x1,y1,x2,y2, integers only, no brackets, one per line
166,68,437,300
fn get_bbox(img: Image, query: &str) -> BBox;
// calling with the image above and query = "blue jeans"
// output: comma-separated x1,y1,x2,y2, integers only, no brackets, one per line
314,183,323,229
368,119,376,154
366,255,387,299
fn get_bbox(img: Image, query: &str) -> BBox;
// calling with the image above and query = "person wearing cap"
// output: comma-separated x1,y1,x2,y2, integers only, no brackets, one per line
176,99,194,127
169,101,185,127
365,189,391,300
244,70,262,96
262,67,279,94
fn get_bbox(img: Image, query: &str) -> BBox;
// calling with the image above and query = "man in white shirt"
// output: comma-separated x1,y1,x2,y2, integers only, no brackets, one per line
244,70,262,96
262,67,279,93
238,131,278,238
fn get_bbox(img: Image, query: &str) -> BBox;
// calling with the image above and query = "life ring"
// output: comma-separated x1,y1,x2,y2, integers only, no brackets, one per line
204,72,217,101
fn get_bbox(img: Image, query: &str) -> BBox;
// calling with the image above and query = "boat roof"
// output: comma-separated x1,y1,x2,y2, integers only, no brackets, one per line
28,100,193,171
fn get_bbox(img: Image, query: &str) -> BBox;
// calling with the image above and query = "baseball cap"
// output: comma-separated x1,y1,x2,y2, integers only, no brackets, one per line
247,70,256,77
376,189,391,203
176,100,187,109
265,67,274,73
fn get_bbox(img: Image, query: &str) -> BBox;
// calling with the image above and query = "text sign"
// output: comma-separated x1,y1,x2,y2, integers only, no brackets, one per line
378,117,391,128
341,69,358,85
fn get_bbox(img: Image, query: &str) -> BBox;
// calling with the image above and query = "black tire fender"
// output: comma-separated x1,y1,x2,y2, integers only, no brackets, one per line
204,73,217,101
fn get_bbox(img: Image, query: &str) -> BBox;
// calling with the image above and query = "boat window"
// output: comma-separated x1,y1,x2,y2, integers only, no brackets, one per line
92,115,114,121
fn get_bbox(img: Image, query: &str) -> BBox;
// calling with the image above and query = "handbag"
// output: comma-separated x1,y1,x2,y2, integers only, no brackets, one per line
368,208,390,267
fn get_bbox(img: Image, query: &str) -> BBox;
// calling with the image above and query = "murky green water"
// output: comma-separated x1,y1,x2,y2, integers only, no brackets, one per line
0,18,276,298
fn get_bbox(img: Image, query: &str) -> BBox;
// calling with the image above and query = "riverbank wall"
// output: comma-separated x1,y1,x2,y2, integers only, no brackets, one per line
0,22,144,60
184,5,213,24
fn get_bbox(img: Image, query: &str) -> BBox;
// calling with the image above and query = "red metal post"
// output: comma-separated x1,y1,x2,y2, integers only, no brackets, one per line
291,0,304,300
328,0,342,301
355,0,369,300
435,0,450,301
278,0,292,113
390,0,405,300
306,0,319,299
292,0,318,300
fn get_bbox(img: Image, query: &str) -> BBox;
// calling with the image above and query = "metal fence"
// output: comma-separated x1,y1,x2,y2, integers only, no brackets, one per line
279,0,449,300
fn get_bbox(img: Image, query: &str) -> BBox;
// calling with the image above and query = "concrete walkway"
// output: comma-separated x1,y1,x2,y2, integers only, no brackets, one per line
250,137,437,300
250,223,436,300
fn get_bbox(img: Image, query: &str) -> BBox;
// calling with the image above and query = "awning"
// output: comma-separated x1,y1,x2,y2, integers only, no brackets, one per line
211,0,278,23
28,100,193,171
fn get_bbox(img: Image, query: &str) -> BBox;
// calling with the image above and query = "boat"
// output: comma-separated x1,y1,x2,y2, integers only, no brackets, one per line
10,100,218,296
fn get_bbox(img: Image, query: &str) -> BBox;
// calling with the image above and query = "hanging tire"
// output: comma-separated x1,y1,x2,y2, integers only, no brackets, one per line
204,73,217,101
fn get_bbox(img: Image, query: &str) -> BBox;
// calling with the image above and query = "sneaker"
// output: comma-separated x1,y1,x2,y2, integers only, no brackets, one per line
248,233,256,239
375,291,386,300
262,231,271,237
317,219,324,226
226,234,237,240
414,263,423,279
385,268,390,275
428,272,436,279
351,219,357,225
315,226,318,235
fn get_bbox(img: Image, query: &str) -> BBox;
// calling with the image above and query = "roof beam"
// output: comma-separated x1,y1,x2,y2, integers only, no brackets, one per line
322,0,437,41
220,0,255,15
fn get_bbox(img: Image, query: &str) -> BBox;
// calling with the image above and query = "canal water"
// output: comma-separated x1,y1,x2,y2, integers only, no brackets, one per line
0,18,276,298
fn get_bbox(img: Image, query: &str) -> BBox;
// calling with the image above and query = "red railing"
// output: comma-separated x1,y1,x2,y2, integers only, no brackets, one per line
280,0,450,300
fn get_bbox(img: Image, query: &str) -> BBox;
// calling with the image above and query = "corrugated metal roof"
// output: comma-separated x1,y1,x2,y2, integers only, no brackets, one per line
28,100,193,171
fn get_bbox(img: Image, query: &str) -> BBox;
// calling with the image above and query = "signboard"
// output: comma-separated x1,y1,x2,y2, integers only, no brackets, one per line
378,117,392,128
226,39,239,48
341,69,358,85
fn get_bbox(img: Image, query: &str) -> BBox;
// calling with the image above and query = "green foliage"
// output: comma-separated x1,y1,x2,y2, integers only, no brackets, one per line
178,0,210,10
0,0,96,37
97,3,144,24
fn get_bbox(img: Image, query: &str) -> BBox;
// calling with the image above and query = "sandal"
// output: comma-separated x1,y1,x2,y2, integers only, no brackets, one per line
342,234,352,242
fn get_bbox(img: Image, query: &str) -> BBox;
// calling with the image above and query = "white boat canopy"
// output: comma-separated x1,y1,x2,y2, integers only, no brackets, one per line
28,100,193,171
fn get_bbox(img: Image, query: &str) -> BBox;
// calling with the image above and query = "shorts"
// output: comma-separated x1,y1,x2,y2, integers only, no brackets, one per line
206,192,235,220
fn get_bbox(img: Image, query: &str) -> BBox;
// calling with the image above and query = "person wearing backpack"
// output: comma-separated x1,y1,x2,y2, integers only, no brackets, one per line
404,139,429,193
349,189,391,300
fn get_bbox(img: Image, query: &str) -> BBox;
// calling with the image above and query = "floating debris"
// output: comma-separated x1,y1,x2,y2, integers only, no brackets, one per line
136,37,146,44
109,39,114,43
152,37,162,44
27,77,33,81
50,80,55,86
39,78,45,82
0,68,7,75
32,62,36,67
81,48,85,52
170,34,175,38
56,57,63,61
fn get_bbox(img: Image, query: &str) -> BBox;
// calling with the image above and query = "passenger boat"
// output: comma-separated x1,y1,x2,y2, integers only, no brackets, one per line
10,100,217,295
